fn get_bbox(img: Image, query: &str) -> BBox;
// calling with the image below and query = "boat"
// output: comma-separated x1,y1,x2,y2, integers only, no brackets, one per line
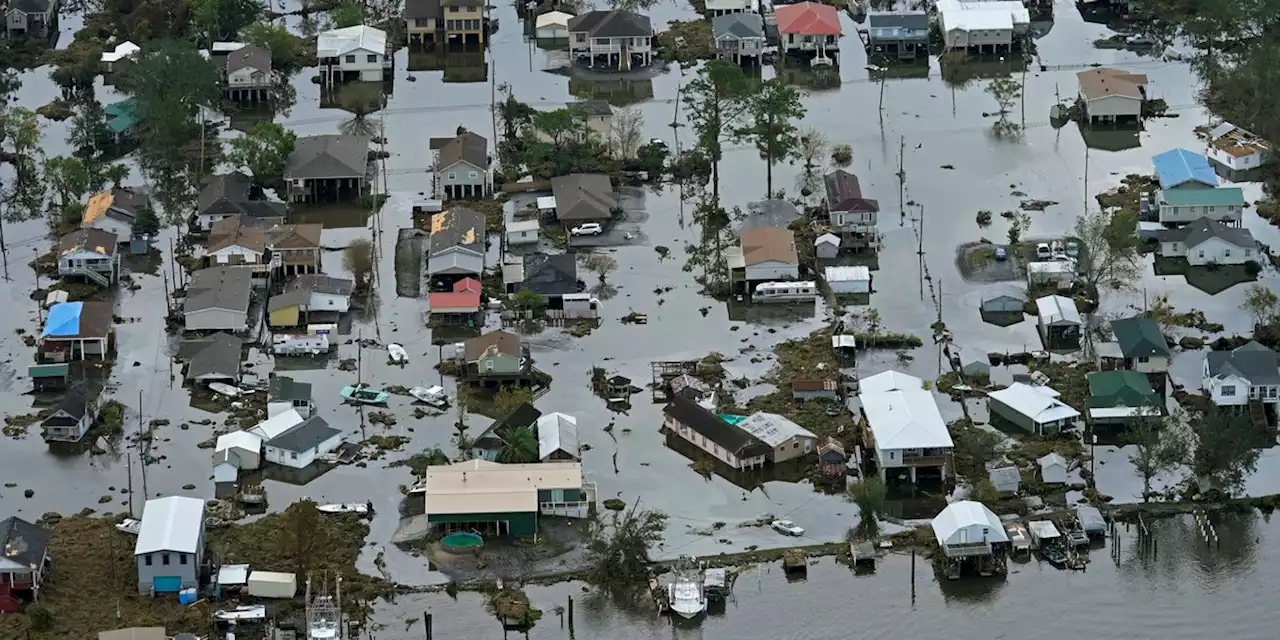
1042,548,1067,568
409,385,449,408
388,343,408,364
215,604,267,622
752,281,818,303
208,382,242,397
115,518,141,535
703,567,732,602
341,385,389,405
317,502,372,515
667,556,707,620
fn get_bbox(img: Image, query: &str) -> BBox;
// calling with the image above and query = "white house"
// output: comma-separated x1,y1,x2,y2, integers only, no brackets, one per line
224,45,273,101
936,0,1029,51
289,275,354,313
1157,217,1258,266
247,409,305,441
134,496,205,596
101,41,141,71
214,431,263,470
859,379,953,485
1027,260,1075,290
1076,68,1147,125
705,0,759,17
740,226,799,282
535,11,574,39
1037,452,1069,484
987,382,1080,436
317,25,390,84
1035,295,1082,348
503,200,540,247
824,265,871,295
263,416,342,469
537,412,581,462
1156,187,1245,226
859,370,926,395
1208,122,1271,172
58,228,120,287
931,500,1008,557
1202,341,1280,407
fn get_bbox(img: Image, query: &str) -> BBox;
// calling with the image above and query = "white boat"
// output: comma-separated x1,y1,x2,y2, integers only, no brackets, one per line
409,385,449,408
317,502,371,515
115,518,141,535
208,382,242,397
667,556,707,620
388,343,408,364
215,604,267,622
752,281,818,303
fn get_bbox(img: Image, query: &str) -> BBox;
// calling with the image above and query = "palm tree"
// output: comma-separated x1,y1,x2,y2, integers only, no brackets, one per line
496,427,539,464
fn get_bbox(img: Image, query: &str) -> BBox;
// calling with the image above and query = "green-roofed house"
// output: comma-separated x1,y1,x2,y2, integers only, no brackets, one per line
1156,186,1244,226
1085,370,1162,429
105,99,141,143
29,363,69,392
1110,315,1171,372
268,375,314,419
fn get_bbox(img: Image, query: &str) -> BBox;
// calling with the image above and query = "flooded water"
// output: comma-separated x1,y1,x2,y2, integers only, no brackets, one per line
4,0,1280,634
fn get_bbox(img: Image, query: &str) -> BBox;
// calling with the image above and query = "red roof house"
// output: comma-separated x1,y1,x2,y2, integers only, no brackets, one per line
429,278,483,315
775,2,842,37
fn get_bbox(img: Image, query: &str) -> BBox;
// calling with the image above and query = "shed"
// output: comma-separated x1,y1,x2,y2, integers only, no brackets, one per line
1027,520,1061,548
980,293,1024,314
824,265,871,295
930,500,1008,557
536,412,581,462
247,571,297,598
1036,295,1082,348
215,430,263,470
212,459,239,499
1027,260,1076,289
814,233,840,260
988,466,1020,494
987,382,1080,436
535,10,574,39
792,378,839,401
1037,452,1069,484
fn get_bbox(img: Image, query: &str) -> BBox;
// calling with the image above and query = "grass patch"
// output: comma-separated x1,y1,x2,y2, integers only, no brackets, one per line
657,20,714,64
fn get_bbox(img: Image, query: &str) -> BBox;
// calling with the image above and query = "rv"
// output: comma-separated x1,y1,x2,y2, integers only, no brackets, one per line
273,333,330,356
752,281,818,303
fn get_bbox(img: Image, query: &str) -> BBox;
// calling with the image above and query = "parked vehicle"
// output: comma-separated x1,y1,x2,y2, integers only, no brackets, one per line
771,519,805,536
571,223,604,236
1035,243,1052,258
1050,240,1064,253
1065,240,1080,257
994,246,1008,261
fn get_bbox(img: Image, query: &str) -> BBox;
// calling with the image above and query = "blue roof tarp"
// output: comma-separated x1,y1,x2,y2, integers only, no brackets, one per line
42,301,83,338
1152,148,1216,190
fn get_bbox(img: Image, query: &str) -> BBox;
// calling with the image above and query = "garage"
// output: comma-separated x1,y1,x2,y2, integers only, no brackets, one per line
152,575,184,593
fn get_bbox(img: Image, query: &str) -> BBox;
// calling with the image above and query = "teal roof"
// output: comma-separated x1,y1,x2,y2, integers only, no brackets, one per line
29,364,69,378
1160,187,1245,207
105,99,140,134
1085,370,1159,408
716,414,748,425
1110,315,1171,359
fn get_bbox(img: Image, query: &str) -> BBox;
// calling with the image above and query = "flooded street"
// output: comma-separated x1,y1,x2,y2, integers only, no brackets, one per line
3,0,1280,633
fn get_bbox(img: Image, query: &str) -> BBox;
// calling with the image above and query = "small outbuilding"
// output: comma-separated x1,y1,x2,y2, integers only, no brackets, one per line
980,293,1024,314
536,412,581,462
535,10,574,39
1036,295,1082,349
214,431,263,470
1027,260,1076,290
824,265,871,295
814,233,840,260
1037,452,1069,484
931,500,1008,557
247,571,298,599
987,382,1080,436
791,379,839,401
988,466,1020,494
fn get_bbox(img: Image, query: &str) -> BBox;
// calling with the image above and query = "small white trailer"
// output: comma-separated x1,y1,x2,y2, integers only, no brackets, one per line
246,571,298,599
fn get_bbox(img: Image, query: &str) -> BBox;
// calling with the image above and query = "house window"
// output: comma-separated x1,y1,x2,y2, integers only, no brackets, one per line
345,54,356,63
367,54,378,63
1245,249,1253,257
291,451,298,459
469,171,478,179
180,554,188,565
414,18,428,27
162,554,170,566
793,442,799,448
1138,356,1149,363
449,4,458,10
1225,249,1231,257
888,451,895,460
1222,385,1236,396
1198,250,1205,259
447,171,457,181
1270,387,1278,399
597,37,610,45
1208,206,1216,213
145,555,153,566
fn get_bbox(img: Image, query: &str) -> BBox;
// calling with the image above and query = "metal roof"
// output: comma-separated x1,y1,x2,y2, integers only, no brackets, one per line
134,496,205,555
735,412,815,447
860,388,954,450
824,265,870,282
931,500,1007,547
1035,295,1081,326
423,459,582,516
537,412,580,460
989,382,1080,425
266,416,340,453
1152,148,1216,189
858,370,924,394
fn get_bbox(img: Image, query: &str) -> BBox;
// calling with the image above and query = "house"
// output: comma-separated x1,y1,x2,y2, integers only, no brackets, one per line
205,217,269,268
736,226,799,294
473,402,542,461
503,200,540,246
535,101,614,145
29,363,69,392
284,135,372,204
989,466,1020,494
184,267,253,332
39,388,95,444
537,412,581,461
865,12,929,59
5,0,55,39
82,187,150,244
1152,148,1216,191
247,408,305,441
814,233,840,260
100,41,141,72
1110,315,1172,374
705,0,758,18
791,378,839,402
422,459,595,535
427,206,486,285
428,277,482,325
510,253,579,300
181,332,243,383
774,2,841,58
824,266,871,295
1208,122,1271,172
317,25,391,84
134,496,206,596
823,170,879,251
58,228,120,287
1035,295,1081,349
269,375,314,418
105,99,142,143
662,392,769,470
735,412,817,463
816,437,848,478
461,330,529,380
214,431,263,470
1026,260,1076,290
265,224,324,275
551,173,616,227
429,131,490,200
568,10,654,70
1202,341,1280,407
859,380,953,486
0,517,51,612
936,0,1029,52
1156,187,1245,227
535,10,574,40
1086,370,1162,427
224,44,272,102
264,416,342,469
987,382,1080,436
404,0,487,46
1076,68,1147,125
268,275,354,328
670,374,713,404
1037,453,1068,484
39,301,113,361
930,500,1008,558
712,13,766,64
194,173,286,231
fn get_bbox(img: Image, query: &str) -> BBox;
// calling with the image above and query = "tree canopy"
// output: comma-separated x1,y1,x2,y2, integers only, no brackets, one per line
734,79,806,198
228,121,297,190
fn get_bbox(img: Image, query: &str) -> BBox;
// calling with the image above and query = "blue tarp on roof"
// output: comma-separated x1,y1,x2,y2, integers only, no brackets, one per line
42,301,83,338
1153,148,1216,189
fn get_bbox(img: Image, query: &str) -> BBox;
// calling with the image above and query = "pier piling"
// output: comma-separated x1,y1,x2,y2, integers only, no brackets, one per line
568,595,575,637
424,613,432,640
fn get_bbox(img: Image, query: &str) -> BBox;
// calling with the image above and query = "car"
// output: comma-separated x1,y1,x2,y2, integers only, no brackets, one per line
570,223,603,236
1050,240,1064,253
1065,240,1080,257
994,247,1008,262
1035,243,1052,259
771,519,805,536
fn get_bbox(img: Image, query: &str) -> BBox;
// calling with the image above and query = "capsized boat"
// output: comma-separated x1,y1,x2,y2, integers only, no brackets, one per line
388,343,408,364
317,502,372,515
341,385,389,405
667,555,707,620
409,385,449,408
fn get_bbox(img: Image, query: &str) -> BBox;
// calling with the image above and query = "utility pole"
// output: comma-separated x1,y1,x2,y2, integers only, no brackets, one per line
162,270,170,315
917,204,925,301
168,236,177,288
897,135,905,226
138,389,149,500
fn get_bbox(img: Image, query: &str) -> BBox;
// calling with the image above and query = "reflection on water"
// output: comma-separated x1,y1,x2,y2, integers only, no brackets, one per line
775,65,842,92
939,53,1031,89
407,50,489,83
568,76,655,106
289,203,375,229
1080,125,1142,152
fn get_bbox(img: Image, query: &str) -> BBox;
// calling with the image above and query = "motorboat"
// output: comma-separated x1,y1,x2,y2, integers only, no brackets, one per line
317,502,372,515
388,343,408,364
409,385,449,408
667,556,707,620
115,518,141,535
208,382,242,397
752,281,818,303
341,385,389,405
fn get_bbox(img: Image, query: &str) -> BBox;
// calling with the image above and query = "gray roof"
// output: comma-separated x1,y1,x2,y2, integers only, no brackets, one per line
288,274,355,296
1156,216,1255,250
981,294,1025,313
0,517,51,570
521,252,578,296
568,10,652,37
1205,341,1280,385
185,333,244,380
867,11,929,31
197,172,286,219
572,100,613,116
551,173,616,221
270,375,312,403
7,0,50,14
284,135,371,180
429,207,486,254
226,44,272,74
713,12,764,39
267,416,340,453
430,131,488,170
404,0,440,18
185,266,253,314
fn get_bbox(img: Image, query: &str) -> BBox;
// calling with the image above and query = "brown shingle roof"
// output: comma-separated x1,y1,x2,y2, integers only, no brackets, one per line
430,131,488,170
59,228,118,257
740,227,797,266
1077,68,1147,101
266,223,323,249
208,216,269,253
464,330,521,360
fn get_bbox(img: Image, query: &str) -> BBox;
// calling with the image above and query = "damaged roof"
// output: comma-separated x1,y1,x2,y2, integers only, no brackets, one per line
429,207,486,254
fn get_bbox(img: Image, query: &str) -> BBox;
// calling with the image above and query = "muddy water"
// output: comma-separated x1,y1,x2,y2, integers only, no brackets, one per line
1,0,1278,631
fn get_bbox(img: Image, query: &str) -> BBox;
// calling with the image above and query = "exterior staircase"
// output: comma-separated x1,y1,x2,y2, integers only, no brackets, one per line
1248,399,1270,436
65,266,110,287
